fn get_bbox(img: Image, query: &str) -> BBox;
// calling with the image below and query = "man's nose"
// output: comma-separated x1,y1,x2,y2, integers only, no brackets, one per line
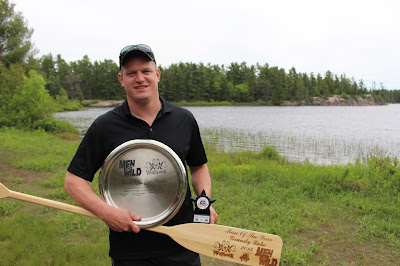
135,71,145,82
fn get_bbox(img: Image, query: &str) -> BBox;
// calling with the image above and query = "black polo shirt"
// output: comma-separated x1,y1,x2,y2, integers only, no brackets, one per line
68,97,207,259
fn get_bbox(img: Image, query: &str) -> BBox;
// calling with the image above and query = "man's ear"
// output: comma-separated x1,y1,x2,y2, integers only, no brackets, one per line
118,71,124,86
156,68,161,82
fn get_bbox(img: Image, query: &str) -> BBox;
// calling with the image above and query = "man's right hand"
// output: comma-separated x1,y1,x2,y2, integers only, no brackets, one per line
64,171,141,233
100,205,142,233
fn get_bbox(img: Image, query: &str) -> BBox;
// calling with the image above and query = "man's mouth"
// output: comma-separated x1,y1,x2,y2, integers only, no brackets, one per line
135,85,148,90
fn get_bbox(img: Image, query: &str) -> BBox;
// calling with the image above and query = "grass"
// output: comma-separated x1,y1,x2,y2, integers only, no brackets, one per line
208,149,399,264
0,127,399,265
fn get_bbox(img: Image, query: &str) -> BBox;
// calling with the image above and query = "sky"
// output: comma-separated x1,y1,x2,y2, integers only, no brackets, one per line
12,0,400,89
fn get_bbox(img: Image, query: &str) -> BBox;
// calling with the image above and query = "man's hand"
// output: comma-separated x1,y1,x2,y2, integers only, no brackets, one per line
100,205,142,233
190,164,219,224
210,206,218,224
64,172,142,233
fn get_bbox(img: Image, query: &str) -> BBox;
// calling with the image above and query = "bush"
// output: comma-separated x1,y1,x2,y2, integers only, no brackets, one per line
59,101,82,111
260,146,282,161
0,68,58,128
341,92,349,99
32,118,77,134
362,155,399,196
56,88,82,111
0,66,78,133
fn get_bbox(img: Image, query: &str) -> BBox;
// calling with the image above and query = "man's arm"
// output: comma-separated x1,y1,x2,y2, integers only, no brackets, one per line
189,164,218,224
64,171,141,233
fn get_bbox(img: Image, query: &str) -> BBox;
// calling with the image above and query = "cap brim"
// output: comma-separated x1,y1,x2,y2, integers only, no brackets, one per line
120,50,156,68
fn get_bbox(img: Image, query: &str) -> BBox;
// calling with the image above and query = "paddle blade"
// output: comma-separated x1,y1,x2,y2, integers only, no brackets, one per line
149,223,283,265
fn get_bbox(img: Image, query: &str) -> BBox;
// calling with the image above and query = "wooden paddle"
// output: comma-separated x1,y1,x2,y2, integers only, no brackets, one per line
0,182,283,265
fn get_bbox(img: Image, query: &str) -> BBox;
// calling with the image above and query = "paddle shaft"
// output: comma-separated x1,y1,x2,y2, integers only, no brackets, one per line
1,184,282,265
6,189,98,218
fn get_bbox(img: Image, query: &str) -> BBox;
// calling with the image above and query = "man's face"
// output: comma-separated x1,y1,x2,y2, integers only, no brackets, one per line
118,56,161,104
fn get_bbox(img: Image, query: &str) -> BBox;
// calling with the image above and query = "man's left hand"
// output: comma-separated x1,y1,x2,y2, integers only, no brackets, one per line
210,206,218,224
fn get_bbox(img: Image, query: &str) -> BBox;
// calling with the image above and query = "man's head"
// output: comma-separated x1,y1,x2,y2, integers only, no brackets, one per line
118,44,161,105
119,44,156,70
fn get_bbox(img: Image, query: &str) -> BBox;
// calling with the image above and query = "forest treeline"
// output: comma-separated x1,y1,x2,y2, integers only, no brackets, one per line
26,54,400,105
1,0,400,133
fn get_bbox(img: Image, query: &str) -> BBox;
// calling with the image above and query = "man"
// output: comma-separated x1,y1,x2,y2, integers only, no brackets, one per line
64,44,218,265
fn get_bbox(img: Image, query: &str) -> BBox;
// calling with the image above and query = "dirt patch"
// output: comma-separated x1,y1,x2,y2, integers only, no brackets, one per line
0,157,51,192
295,211,399,265
54,132,82,142
201,256,239,265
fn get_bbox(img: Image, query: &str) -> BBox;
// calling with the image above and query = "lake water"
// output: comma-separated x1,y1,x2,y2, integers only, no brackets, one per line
54,104,400,165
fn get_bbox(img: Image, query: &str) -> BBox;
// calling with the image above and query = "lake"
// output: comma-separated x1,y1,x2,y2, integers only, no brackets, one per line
54,104,400,165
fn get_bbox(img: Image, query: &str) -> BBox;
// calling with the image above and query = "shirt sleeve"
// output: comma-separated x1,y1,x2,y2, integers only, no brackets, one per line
67,121,109,181
185,116,208,167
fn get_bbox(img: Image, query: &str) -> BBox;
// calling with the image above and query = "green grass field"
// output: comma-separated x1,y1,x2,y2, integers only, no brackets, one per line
0,127,399,265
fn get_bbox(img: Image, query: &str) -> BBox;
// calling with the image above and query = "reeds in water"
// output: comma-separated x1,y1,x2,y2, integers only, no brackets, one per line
201,128,400,165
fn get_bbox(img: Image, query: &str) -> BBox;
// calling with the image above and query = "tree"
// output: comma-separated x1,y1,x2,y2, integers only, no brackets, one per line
269,67,287,105
209,64,224,101
308,72,318,97
0,61,24,125
233,83,251,102
226,62,247,86
257,63,270,102
358,79,366,94
323,70,334,95
56,54,73,97
287,67,297,101
70,55,93,99
92,59,121,100
247,65,257,101
318,73,328,96
295,73,306,102
39,53,59,96
0,0,34,65
25,55,40,72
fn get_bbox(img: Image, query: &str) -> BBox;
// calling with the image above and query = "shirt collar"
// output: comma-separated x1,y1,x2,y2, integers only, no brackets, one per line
123,97,172,118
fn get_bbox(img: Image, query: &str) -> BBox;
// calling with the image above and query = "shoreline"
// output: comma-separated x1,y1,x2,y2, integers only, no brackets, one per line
83,94,385,107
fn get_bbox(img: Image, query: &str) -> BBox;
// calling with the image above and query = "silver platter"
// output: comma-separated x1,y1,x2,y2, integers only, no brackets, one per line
99,140,187,228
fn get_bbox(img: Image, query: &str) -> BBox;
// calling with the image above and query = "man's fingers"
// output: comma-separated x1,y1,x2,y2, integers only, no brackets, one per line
102,208,143,233
130,212,142,222
130,222,141,233
129,212,141,233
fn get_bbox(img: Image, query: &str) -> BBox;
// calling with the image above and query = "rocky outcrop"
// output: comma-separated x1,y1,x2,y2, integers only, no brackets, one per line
313,94,385,106
281,94,385,106
89,100,124,107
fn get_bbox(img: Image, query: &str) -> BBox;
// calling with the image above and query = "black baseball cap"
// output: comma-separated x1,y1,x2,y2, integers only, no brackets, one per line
119,44,156,69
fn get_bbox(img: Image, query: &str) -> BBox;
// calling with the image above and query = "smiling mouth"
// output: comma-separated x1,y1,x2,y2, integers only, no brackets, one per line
135,85,148,90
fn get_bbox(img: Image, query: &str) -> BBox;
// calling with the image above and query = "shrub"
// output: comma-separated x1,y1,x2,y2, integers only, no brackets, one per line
0,68,58,128
56,88,82,111
260,146,282,161
0,66,78,133
32,118,77,134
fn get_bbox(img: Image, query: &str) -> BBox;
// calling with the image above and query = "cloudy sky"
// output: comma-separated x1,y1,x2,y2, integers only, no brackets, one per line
12,0,400,89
